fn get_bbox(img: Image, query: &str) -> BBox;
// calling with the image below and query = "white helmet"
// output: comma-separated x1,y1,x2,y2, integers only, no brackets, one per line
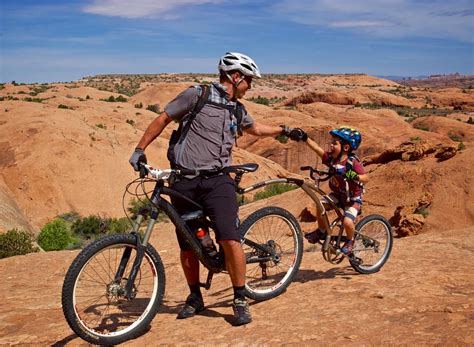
218,52,261,78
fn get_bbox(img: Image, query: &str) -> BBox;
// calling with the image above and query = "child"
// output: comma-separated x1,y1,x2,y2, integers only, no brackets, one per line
304,127,368,255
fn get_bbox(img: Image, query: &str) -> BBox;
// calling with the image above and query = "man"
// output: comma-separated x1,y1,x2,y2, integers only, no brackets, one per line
129,52,306,326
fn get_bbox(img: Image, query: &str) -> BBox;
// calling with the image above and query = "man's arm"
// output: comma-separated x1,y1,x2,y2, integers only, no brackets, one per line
136,112,173,150
244,121,283,136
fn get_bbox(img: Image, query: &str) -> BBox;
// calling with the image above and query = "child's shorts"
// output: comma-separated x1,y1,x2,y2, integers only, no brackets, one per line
322,193,362,221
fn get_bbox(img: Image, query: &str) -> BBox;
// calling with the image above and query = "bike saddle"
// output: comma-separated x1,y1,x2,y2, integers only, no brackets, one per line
226,163,259,173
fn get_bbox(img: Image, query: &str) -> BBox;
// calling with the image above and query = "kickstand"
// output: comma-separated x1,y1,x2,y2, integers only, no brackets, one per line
199,271,214,290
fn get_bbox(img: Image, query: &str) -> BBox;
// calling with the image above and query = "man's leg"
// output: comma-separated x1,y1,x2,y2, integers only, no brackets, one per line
220,239,252,326
219,240,246,287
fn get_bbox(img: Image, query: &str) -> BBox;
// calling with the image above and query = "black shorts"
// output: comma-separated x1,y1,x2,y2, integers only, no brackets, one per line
170,173,239,250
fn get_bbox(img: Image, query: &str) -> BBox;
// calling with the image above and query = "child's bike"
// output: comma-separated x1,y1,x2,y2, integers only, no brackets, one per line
61,163,303,345
240,165,392,274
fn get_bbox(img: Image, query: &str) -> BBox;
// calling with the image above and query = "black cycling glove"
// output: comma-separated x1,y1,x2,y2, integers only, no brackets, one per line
280,125,308,142
129,148,147,171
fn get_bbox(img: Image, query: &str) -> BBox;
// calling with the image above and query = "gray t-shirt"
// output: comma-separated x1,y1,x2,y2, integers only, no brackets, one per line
164,83,254,171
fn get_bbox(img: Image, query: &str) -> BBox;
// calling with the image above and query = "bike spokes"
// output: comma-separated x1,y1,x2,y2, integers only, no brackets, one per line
73,243,158,336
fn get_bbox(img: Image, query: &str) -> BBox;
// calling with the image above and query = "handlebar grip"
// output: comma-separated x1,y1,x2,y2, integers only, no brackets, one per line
139,162,147,178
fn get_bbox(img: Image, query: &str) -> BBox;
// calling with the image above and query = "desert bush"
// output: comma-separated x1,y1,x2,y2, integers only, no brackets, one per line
467,117,474,125
106,217,131,234
96,123,107,129
414,124,430,132
248,96,270,106
457,142,466,151
275,134,288,144
126,119,135,126
0,229,38,259
38,219,74,251
71,215,104,239
135,102,143,109
146,104,160,114
127,198,168,222
253,184,298,201
101,95,127,102
448,131,462,142
58,104,70,109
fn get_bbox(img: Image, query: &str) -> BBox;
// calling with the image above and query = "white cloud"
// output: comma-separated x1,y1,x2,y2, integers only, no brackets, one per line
273,0,474,42
83,0,224,18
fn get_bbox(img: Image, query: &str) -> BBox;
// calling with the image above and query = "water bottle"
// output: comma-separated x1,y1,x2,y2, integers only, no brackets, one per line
195,227,218,258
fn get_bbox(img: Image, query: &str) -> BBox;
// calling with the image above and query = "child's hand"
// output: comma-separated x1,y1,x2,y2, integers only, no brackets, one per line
344,169,359,181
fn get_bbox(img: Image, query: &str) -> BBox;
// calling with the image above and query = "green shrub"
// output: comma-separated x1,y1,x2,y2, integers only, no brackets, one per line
135,102,143,109
58,104,70,109
106,217,131,234
96,123,107,129
71,215,103,239
0,229,38,259
275,134,288,144
248,95,270,106
253,184,298,201
146,104,160,114
467,117,474,125
448,131,462,142
127,198,168,222
414,124,430,131
38,219,74,251
457,141,466,151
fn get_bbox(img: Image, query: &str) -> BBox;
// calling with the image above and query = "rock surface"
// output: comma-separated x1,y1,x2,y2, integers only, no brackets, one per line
0,224,473,346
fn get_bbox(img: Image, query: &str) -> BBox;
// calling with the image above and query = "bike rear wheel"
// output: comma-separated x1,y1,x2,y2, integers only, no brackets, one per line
240,206,303,301
350,214,393,274
62,233,165,345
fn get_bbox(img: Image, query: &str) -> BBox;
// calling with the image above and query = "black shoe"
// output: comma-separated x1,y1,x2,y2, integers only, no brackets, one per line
304,228,327,244
177,293,205,319
232,298,252,326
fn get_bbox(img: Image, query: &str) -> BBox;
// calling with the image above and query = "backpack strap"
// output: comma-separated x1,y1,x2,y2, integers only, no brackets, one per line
177,84,210,143
345,153,365,201
167,84,210,167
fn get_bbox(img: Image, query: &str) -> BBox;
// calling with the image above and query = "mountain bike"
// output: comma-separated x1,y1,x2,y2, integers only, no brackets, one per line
240,165,392,274
61,163,303,345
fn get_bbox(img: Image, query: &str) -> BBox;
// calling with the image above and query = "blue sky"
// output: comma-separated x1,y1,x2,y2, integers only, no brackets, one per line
1,0,473,83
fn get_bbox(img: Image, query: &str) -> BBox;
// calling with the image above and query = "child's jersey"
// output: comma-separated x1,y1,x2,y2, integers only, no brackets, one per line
322,152,366,203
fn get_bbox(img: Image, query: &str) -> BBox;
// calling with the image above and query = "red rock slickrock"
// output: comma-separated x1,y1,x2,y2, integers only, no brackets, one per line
0,74,473,345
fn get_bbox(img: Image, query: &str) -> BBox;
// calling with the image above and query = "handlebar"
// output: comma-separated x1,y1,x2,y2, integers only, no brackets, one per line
138,162,197,181
300,166,332,182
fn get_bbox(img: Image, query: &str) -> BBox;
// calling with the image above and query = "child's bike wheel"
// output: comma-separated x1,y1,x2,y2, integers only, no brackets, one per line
349,214,393,274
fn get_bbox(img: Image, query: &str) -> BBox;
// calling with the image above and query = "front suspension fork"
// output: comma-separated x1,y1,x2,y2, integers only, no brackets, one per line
114,210,159,299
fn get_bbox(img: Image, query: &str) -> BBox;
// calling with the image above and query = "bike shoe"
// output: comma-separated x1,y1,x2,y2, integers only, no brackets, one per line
177,293,205,319
341,239,355,255
232,298,252,326
304,228,327,244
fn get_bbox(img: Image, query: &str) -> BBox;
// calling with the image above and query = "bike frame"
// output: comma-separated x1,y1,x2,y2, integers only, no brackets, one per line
237,176,345,254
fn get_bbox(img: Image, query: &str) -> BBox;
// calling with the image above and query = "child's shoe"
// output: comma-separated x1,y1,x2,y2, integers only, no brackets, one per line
304,228,327,244
341,239,354,255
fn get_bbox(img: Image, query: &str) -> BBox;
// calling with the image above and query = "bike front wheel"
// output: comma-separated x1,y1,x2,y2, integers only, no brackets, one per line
240,206,303,301
61,233,165,345
350,214,393,274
